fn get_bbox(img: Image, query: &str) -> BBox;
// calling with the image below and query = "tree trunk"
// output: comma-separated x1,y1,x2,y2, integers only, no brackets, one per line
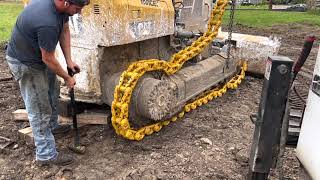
268,0,273,10
306,0,317,10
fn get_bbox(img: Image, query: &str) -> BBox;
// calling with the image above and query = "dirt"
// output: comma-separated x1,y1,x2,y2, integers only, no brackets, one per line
1,23,320,179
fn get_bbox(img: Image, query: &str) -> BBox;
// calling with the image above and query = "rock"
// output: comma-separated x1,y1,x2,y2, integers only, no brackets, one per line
236,148,249,163
228,146,241,155
43,170,54,179
176,153,189,163
183,118,194,127
127,169,140,179
184,152,190,157
150,152,162,159
200,138,212,146
13,144,19,149
194,134,203,138
25,161,31,166
24,148,32,156
56,168,74,180
141,171,157,180
228,146,235,152
176,153,184,159
212,147,221,152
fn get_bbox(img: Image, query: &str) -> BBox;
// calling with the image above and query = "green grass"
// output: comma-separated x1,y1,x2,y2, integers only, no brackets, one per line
0,2,23,42
223,10,320,27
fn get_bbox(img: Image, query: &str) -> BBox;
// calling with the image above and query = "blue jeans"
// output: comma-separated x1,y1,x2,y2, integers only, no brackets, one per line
6,56,60,161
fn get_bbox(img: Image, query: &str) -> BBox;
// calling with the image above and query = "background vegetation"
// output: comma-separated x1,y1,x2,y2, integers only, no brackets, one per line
0,2,23,42
223,9,320,27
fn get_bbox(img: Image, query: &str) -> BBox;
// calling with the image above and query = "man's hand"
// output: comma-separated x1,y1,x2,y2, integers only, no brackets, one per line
67,61,80,74
65,76,76,89
41,48,77,90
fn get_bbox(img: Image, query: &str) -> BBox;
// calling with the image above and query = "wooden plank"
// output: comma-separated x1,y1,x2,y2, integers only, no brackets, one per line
18,127,32,134
12,109,28,121
17,124,88,146
18,127,34,146
13,109,110,125
58,111,110,125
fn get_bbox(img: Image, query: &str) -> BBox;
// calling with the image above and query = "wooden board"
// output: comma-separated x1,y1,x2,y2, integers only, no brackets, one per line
17,124,88,145
12,109,28,121
12,109,110,125
18,127,34,146
58,111,110,125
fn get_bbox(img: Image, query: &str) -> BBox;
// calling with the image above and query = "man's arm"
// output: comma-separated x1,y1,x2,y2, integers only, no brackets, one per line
41,48,76,89
59,22,80,72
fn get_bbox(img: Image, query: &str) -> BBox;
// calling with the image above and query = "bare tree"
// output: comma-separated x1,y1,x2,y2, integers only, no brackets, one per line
269,0,273,10
306,0,317,10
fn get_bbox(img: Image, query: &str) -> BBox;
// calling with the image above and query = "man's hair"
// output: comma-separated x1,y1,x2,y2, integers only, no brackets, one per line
68,0,90,7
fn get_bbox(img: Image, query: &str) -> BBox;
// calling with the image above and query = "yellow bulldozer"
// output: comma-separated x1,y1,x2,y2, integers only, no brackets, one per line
22,0,246,140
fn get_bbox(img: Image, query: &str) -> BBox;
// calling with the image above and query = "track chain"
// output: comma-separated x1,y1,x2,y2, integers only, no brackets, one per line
111,0,247,140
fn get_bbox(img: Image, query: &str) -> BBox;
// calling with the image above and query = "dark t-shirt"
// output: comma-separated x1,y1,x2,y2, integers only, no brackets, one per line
7,0,69,69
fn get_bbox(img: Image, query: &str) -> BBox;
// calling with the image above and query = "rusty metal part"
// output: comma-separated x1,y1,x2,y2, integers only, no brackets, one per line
110,0,246,141
134,78,178,121
67,68,86,154
163,54,236,102
104,73,178,121
104,54,236,123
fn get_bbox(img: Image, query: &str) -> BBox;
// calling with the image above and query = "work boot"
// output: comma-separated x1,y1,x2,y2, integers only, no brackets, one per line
52,124,71,135
36,152,74,166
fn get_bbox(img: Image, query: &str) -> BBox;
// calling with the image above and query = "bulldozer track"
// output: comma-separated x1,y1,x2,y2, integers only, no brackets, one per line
111,0,247,140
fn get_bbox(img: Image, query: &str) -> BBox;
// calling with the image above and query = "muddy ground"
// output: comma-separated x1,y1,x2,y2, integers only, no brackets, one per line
0,23,319,179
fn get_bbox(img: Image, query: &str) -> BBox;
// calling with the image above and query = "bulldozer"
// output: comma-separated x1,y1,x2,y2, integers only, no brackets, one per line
23,0,247,140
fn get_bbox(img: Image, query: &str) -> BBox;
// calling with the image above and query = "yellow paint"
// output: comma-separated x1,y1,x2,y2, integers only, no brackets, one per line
22,0,174,45
84,0,174,45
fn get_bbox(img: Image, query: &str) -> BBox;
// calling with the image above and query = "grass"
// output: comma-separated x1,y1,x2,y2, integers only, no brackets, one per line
0,2,23,42
223,9,320,27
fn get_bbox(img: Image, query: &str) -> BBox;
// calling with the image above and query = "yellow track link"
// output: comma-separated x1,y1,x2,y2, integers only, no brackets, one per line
111,0,247,140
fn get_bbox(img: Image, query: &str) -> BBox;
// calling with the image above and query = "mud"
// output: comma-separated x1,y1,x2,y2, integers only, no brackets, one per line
1,23,320,179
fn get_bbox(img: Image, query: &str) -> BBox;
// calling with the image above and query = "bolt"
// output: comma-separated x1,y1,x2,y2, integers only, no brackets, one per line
277,64,288,75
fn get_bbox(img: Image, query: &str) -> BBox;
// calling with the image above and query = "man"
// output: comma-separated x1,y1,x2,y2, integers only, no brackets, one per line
6,0,90,166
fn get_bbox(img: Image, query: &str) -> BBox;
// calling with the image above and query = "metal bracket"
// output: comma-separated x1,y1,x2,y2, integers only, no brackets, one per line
312,74,320,97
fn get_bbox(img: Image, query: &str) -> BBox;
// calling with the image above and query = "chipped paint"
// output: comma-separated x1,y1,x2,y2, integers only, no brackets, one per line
57,0,175,103
129,21,156,39
141,0,160,6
